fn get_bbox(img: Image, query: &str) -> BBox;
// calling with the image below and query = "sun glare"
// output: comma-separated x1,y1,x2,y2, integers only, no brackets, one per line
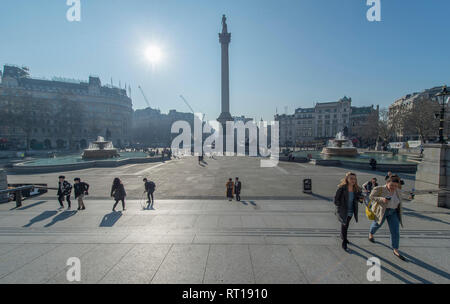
145,45,163,64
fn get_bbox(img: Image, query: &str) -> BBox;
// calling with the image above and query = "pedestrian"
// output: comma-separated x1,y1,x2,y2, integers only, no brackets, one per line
368,175,405,260
143,177,156,209
73,178,89,210
226,178,234,201
111,177,126,212
363,178,378,194
334,172,363,251
369,158,377,171
234,177,242,201
384,171,393,181
57,175,72,210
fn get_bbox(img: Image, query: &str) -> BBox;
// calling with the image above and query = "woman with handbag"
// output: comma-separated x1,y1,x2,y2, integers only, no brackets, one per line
334,172,363,251
111,177,127,212
368,175,405,261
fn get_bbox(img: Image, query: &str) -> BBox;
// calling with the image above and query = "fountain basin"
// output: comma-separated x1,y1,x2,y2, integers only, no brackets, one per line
321,147,359,157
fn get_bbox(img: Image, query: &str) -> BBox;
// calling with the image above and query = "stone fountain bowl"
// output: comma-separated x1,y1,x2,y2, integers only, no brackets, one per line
81,149,120,160
321,147,359,157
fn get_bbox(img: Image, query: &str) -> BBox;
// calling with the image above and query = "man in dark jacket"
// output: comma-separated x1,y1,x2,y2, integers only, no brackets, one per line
57,176,72,210
143,178,156,209
73,178,89,210
234,177,242,201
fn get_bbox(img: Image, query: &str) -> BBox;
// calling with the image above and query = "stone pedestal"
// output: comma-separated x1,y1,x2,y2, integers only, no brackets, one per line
0,169,8,203
414,144,449,208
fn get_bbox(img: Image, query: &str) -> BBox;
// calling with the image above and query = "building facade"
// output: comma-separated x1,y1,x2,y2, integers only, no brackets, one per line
275,96,378,146
0,65,133,150
132,107,194,147
388,86,449,141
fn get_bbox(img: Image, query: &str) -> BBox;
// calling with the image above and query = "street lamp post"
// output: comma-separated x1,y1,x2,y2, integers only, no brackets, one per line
435,85,450,144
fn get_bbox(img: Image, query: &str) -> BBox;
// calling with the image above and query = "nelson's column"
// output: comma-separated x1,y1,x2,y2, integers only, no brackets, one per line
217,15,233,152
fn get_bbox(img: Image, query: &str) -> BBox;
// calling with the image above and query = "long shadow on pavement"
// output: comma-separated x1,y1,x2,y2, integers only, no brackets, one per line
99,211,122,227
350,243,435,283
10,200,48,211
402,207,450,226
376,241,450,280
44,211,78,228
23,210,58,227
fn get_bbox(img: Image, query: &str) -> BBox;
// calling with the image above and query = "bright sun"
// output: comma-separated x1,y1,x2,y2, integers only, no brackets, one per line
145,45,163,64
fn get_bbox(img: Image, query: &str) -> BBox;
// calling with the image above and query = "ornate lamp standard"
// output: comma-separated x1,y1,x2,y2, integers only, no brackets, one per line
435,85,450,144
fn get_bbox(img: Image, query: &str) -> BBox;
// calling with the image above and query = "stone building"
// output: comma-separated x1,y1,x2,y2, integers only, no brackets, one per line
388,86,449,141
132,107,194,147
275,96,378,146
0,65,133,150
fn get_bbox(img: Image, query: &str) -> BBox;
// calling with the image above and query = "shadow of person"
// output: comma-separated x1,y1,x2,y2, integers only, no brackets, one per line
249,201,260,210
350,243,434,283
44,210,78,228
99,211,122,227
402,207,450,226
375,241,450,280
23,210,58,227
11,200,48,211
346,245,414,283
240,200,248,205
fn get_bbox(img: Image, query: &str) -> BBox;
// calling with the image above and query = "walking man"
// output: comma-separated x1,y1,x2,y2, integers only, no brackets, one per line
57,176,72,210
143,178,156,209
234,177,242,201
73,178,89,210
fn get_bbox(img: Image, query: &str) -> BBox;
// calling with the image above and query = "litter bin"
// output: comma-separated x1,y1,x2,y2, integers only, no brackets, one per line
303,178,312,194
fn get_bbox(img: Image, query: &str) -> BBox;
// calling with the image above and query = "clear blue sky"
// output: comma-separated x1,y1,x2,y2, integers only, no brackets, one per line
1,0,449,121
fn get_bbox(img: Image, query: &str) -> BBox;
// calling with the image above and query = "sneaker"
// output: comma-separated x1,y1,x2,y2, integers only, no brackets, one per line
58,206,64,210
81,207,85,210
77,207,81,210
368,237,375,243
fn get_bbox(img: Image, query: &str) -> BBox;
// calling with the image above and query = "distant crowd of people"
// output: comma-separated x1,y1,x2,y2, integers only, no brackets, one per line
56,175,157,212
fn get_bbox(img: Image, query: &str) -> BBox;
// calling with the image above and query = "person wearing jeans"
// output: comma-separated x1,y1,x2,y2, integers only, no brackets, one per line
368,175,405,261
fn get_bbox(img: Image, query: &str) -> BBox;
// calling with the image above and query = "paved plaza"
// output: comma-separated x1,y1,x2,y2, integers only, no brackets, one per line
0,157,449,284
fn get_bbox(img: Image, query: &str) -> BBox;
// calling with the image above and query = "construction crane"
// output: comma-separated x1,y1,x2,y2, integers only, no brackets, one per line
179,95,205,121
138,85,151,108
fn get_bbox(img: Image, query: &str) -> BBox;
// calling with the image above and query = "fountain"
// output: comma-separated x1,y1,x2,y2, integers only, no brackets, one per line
82,136,120,159
321,132,358,157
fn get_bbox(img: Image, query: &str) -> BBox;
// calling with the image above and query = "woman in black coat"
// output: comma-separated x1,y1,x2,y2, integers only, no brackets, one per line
111,177,126,211
334,172,363,251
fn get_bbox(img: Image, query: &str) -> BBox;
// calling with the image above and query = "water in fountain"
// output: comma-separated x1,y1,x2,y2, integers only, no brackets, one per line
82,136,119,159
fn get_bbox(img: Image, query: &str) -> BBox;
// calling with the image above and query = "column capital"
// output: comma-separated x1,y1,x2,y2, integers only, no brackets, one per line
219,33,231,44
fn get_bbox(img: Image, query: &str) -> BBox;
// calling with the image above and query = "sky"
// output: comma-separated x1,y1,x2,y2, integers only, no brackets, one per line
1,0,449,121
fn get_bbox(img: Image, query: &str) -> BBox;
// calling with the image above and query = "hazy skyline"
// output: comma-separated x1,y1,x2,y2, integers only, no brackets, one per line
1,0,449,121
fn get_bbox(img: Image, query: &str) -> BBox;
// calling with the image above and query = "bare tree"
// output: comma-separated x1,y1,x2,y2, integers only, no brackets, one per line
403,97,440,141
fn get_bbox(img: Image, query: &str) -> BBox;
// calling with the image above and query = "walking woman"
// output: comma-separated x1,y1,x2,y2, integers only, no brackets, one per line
334,172,363,251
368,175,405,260
226,178,234,201
111,177,126,212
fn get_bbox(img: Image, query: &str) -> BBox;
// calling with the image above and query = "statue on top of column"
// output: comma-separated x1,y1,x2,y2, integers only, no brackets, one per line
222,14,228,33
